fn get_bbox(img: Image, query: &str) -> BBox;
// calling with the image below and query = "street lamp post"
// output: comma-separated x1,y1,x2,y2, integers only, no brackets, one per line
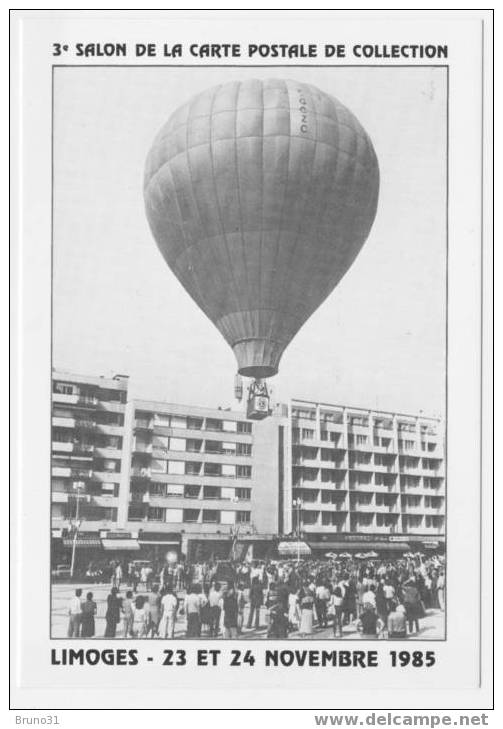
292,497,304,562
69,481,85,579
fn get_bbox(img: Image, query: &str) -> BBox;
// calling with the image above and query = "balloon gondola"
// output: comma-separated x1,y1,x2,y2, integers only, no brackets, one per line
144,79,379,417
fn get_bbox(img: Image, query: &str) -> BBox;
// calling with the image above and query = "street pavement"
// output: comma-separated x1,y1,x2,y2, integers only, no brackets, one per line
51,582,445,640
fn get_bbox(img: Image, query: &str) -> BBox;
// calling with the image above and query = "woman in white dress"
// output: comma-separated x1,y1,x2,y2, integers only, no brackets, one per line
298,589,314,636
131,595,150,638
288,589,300,630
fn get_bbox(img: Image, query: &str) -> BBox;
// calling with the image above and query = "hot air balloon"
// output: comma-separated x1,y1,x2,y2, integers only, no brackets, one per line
144,78,379,418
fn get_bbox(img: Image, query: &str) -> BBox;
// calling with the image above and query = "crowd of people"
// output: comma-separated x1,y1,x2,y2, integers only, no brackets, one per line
66,554,445,640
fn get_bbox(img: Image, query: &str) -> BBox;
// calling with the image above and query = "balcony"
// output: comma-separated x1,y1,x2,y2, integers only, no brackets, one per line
52,441,74,453
74,419,96,432
72,444,95,458
134,419,154,432
52,466,71,477
52,416,76,429
130,467,151,482
70,467,93,479
350,503,376,513
77,395,99,408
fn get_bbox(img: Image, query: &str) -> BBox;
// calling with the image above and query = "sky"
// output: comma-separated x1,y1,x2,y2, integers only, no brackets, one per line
53,66,446,417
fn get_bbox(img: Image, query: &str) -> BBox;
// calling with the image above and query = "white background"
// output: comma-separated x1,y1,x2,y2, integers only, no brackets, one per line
10,9,493,713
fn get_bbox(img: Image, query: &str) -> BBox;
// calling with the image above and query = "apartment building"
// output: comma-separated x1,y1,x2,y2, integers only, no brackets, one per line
51,371,445,568
284,399,445,554
51,371,285,566
117,398,284,559
51,370,129,563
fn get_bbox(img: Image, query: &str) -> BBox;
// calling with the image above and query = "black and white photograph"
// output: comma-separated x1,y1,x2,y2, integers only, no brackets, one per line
50,66,446,642
10,9,492,713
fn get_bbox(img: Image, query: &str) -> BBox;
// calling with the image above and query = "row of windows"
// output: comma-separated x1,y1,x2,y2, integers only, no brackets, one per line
53,382,127,403
127,505,251,525
135,412,252,434
132,461,252,479
135,435,252,457
131,484,251,501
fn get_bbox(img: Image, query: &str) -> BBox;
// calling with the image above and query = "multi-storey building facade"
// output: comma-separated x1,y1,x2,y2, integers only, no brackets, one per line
51,370,129,561
117,399,284,559
51,372,445,568
284,399,445,554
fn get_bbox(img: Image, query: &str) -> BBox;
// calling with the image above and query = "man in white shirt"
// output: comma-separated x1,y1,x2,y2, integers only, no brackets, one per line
160,588,179,639
362,586,377,609
67,588,83,638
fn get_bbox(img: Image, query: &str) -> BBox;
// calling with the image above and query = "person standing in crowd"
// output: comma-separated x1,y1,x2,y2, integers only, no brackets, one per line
67,588,83,638
80,591,97,638
402,577,423,635
315,581,330,628
356,605,384,640
437,570,445,611
342,577,357,626
288,588,300,631
114,562,123,590
247,577,264,630
208,581,223,638
236,582,246,634
298,588,314,637
185,584,205,638
362,583,377,611
387,603,408,639
329,584,345,638
131,595,150,638
122,590,135,638
160,587,179,639
223,585,239,638
147,584,161,638
104,586,122,637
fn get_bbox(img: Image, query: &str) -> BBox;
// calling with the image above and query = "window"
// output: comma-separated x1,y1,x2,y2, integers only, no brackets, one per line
206,418,223,431
185,461,202,476
235,488,251,500
167,460,185,475
205,440,221,454
202,509,219,523
222,464,236,477
184,485,200,499
204,462,221,477
302,428,314,440
169,437,186,451
187,417,203,430
165,508,183,523
170,416,187,429
186,439,202,453
148,507,165,522
237,421,252,434
301,511,318,525
223,420,238,433
152,435,169,453
356,435,368,446
151,458,167,474
203,485,221,500
150,483,167,497
183,509,200,523
166,484,184,497
236,465,251,479
54,382,75,395
128,504,145,521
222,441,237,455
236,511,251,523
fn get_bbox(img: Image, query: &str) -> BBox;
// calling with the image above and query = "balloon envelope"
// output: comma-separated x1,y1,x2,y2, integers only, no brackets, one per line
144,78,379,378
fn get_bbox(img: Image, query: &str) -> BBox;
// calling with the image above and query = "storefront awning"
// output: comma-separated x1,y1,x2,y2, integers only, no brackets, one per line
278,541,311,556
138,539,179,545
62,537,102,548
309,541,411,552
102,538,140,551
